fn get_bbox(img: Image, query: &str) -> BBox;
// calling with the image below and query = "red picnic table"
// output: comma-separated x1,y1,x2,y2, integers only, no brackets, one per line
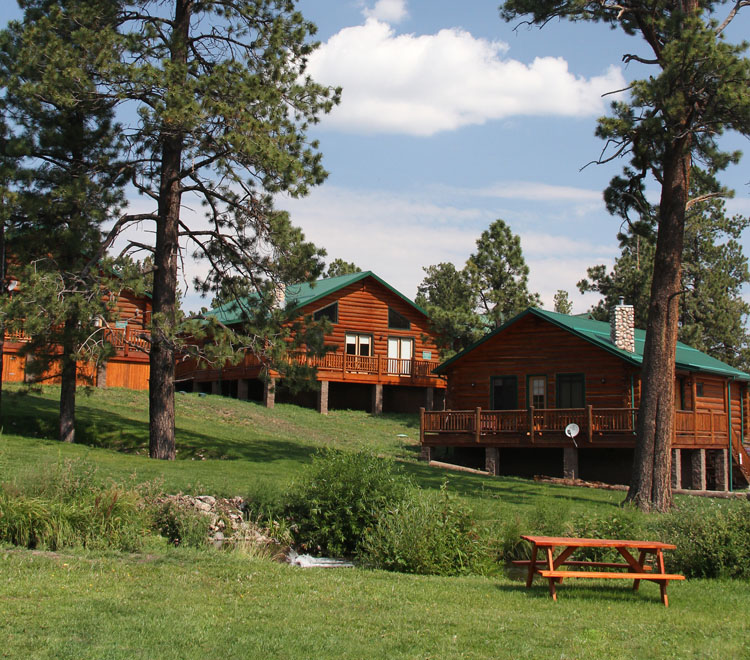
515,535,685,607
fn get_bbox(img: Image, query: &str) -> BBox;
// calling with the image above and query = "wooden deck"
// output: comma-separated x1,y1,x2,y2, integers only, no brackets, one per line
178,351,446,387
420,406,732,449
3,327,150,361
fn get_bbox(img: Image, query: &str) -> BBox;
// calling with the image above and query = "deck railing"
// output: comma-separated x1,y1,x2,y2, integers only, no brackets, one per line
102,327,151,356
177,350,443,383
4,326,150,357
420,406,731,447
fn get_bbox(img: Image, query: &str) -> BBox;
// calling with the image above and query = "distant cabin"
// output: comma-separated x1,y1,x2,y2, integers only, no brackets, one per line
2,286,152,391
420,305,750,491
175,271,446,414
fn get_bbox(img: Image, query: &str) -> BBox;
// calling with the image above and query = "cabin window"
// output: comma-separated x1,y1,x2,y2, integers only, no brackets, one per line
556,373,585,408
491,376,518,410
313,302,338,324
345,333,371,357
387,337,413,374
528,376,547,409
678,377,692,410
696,381,704,397
388,307,411,330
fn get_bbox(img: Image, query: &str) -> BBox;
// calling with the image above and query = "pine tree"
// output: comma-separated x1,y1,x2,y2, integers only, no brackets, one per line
415,262,483,357
578,172,750,370
326,259,361,278
501,0,750,511
108,1,339,459
465,218,541,328
0,0,130,443
553,290,573,315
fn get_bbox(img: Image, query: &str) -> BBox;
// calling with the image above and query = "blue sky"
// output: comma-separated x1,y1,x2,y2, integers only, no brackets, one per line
2,0,749,313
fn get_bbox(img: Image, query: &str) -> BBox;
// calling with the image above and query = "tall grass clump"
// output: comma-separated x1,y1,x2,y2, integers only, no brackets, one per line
0,459,147,551
359,482,483,576
284,448,411,557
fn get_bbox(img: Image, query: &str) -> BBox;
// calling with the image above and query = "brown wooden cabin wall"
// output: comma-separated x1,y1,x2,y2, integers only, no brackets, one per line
444,313,633,410
298,277,440,364
105,360,150,390
1,352,25,382
103,290,152,330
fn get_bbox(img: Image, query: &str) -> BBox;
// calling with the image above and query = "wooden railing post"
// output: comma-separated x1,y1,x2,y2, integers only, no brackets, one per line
529,406,535,444
587,405,593,443
475,407,482,443
419,407,425,445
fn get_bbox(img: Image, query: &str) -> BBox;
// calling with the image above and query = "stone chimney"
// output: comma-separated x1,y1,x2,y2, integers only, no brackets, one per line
273,281,286,309
610,297,635,352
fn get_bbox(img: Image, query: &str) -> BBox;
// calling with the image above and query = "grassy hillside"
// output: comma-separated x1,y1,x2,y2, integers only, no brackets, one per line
0,384,626,518
2,384,749,659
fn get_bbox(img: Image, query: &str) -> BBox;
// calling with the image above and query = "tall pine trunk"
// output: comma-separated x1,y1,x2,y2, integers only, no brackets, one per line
59,317,77,443
148,0,191,460
626,142,691,511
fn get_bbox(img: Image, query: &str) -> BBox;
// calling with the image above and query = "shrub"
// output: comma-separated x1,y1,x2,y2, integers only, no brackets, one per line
566,509,646,563
284,448,411,557
150,498,212,548
654,500,750,578
359,483,482,576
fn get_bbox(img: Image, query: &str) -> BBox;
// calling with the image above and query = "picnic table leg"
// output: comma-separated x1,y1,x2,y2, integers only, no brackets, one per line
656,549,669,607
546,548,560,597
526,544,538,588
632,550,648,592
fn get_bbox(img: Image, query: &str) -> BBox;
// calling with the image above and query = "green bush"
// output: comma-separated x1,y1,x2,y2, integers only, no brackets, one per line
150,499,211,548
284,449,410,557
566,509,646,563
359,483,482,576
654,500,750,578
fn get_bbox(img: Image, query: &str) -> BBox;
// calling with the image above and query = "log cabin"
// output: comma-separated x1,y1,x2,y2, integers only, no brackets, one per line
420,303,750,491
2,282,152,390
175,271,446,414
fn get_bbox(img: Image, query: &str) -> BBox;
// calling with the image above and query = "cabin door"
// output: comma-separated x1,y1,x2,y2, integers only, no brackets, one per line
387,337,413,375
491,376,517,410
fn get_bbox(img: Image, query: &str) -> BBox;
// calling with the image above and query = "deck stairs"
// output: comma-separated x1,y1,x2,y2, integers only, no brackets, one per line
732,441,750,486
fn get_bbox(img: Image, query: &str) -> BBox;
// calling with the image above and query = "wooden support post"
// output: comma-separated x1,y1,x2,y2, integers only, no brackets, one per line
211,380,221,396
263,377,275,409
317,380,329,415
671,449,682,489
192,379,200,393
419,444,432,462
689,449,706,491
563,447,579,480
485,447,500,475
425,387,434,412
710,449,729,491
475,407,482,443
587,405,593,443
371,383,383,415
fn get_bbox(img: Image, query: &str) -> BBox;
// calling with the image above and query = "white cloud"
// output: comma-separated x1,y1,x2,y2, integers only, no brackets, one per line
474,181,603,203
279,184,618,312
307,19,626,136
363,0,408,24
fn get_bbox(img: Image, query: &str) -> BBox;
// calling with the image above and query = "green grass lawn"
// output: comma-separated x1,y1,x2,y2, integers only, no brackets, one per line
1,384,748,659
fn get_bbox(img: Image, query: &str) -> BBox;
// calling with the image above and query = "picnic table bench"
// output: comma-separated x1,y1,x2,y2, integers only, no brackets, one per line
514,535,685,607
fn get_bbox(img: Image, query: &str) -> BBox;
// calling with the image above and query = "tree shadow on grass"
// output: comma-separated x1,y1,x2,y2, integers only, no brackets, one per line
1,390,315,465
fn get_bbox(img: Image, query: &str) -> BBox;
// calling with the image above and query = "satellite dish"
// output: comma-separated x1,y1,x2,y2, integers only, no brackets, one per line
565,423,580,439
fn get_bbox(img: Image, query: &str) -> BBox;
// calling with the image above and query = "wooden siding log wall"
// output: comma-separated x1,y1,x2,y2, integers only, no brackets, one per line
444,314,635,410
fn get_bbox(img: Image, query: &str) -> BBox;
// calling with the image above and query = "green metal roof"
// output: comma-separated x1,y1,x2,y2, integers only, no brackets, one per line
208,271,427,325
435,307,750,381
